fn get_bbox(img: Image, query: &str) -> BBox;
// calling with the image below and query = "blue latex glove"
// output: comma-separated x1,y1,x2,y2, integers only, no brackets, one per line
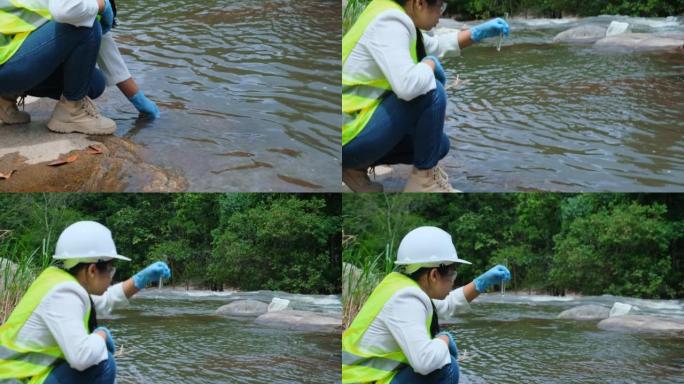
100,0,114,35
94,326,115,354
473,264,511,293
129,91,160,119
132,261,171,289
436,331,458,358
470,18,510,43
423,55,446,85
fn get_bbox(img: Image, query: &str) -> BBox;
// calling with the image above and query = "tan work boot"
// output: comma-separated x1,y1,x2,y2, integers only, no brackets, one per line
343,168,383,192
47,96,116,135
404,165,460,193
0,95,31,125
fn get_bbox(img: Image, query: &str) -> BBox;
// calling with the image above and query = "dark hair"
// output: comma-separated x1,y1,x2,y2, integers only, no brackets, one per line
392,0,442,60
407,263,455,337
67,260,112,332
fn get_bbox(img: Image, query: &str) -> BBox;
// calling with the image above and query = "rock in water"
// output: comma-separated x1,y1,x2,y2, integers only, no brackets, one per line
255,310,342,332
268,297,290,312
553,25,607,44
598,315,684,334
606,21,631,37
609,302,632,317
594,33,684,52
216,300,268,317
557,304,610,320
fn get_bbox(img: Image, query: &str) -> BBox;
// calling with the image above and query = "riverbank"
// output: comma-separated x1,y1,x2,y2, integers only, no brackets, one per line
0,97,187,192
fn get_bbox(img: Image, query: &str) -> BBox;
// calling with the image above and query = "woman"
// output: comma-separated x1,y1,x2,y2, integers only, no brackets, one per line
0,221,171,383
0,0,158,135
342,0,510,192
342,226,511,383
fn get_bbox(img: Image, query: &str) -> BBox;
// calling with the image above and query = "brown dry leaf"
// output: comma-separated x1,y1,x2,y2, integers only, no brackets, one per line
48,159,68,167
48,155,78,167
0,170,15,180
87,144,103,155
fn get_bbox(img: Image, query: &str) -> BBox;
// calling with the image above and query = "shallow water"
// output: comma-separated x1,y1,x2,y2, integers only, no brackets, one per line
101,289,341,383
437,16,684,191
445,294,684,383
102,0,341,191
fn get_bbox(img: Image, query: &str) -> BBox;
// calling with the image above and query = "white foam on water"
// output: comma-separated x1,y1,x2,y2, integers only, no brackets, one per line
515,18,579,28
184,290,236,297
523,295,577,302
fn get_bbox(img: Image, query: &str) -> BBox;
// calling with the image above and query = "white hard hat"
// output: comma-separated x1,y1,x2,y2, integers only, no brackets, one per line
53,221,131,269
396,226,471,267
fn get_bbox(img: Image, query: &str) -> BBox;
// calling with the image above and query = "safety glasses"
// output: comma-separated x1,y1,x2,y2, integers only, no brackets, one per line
107,266,117,279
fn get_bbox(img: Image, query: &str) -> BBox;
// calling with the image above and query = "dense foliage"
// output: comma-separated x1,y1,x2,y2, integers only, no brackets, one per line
0,193,341,294
344,0,683,28
343,194,684,299
444,0,684,19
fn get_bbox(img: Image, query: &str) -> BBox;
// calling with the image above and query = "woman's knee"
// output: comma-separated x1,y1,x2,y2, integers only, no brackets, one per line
56,19,102,44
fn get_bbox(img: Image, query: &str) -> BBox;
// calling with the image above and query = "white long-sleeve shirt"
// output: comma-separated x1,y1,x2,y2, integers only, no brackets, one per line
357,286,471,375
38,0,132,86
343,9,461,101
14,282,129,371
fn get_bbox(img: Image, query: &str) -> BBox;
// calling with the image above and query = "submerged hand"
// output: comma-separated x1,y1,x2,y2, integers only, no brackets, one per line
132,261,171,289
100,0,114,35
94,326,115,353
129,91,160,119
423,55,446,85
470,18,510,43
473,265,511,293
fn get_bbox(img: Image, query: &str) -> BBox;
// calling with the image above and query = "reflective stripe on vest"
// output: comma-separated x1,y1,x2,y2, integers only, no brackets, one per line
0,0,52,65
341,0,418,146
342,272,432,384
0,267,90,383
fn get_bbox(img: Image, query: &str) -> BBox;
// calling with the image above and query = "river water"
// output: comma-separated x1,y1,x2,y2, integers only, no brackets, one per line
100,289,341,383
102,0,341,191
436,16,684,191
444,293,684,383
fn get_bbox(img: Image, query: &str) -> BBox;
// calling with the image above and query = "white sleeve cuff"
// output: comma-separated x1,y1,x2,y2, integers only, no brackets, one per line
424,30,462,59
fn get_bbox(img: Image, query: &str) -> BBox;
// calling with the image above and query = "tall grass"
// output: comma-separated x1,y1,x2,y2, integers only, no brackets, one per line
343,0,372,35
1,232,52,324
342,232,395,329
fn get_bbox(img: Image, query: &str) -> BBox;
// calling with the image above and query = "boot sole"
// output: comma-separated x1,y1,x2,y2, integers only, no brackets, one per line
0,116,31,125
47,120,116,135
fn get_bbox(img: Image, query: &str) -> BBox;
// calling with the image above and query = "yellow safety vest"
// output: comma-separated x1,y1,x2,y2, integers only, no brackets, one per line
0,267,91,384
0,0,52,65
342,272,432,384
342,0,418,146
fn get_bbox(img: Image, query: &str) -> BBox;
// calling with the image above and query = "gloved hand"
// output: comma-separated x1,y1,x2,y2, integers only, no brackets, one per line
100,0,114,35
129,91,160,119
132,261,171,289
470,18,510,43
94,326,115,354
473,264,511,293
436,330,458,357
423,55,446,85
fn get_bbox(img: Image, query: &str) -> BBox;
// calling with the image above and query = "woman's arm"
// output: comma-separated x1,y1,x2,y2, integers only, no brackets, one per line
48,0,100,27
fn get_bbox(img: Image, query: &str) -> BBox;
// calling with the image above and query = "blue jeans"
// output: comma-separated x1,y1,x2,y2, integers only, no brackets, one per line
391,335,460,384
343,81,451,170
44,352,116,384
0,20,105,101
